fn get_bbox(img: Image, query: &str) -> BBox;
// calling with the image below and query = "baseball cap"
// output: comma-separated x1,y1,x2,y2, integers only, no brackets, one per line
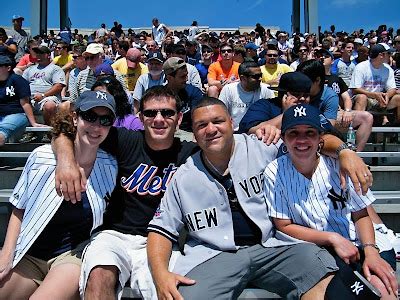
94,62,114,77
271,72,312,93
281,104,324,134
245,43,259,50
147,51,164,63
315,48,334,59
83,43,104,56
354,38,363,44
163,57,186,75
0,55,13,66
75,90,116,118
32,45,51,54
201,44,213,52
126,48,141,68
12,15,24,21
267,39,278,47
370,43,395,58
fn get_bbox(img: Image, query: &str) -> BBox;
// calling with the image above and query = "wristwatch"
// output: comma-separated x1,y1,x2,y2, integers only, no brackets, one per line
344,108,351,112
335,142,350,157
362,243,380,252
41,93,45,98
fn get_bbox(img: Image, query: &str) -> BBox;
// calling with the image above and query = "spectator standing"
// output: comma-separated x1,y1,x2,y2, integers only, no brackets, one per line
151,18,171,46
96,23,109,39
6,15,31,63
188,21,199,41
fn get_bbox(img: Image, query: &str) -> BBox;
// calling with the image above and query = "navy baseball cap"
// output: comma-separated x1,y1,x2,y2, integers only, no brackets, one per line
0,55,13,66
245,43,259,50
147,51,164,63
271,72,312,93
282,104,324,134
370,43,395,58
75,91,116,118
94,63,114,77
315,48,334,59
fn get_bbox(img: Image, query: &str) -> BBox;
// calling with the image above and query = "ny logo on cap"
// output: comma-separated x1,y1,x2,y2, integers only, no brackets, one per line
152,53,157,58
293,106,306,117
96,91,107,100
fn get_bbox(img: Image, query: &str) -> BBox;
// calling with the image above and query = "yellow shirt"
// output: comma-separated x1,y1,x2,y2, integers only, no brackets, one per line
112,58,148,91
53,54,73,68
260,64,293,87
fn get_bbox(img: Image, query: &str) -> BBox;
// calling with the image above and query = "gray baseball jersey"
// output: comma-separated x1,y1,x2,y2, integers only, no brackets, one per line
148,134,302,276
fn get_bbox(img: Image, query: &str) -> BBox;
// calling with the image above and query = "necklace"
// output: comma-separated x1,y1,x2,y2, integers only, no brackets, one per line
202,152,228,176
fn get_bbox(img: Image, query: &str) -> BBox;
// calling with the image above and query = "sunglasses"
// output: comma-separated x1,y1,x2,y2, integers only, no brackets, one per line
202,49,213,54
85,55,98,61
72,55,82,59
247,73,262,80
55,46,64,50
266,54,278,57
79,110,114,126
220,49,233,53
142,109,177,118
299,49,308,52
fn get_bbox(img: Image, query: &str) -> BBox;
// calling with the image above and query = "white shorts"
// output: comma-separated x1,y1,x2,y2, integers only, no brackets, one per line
31,95,60,112
79,230,179,300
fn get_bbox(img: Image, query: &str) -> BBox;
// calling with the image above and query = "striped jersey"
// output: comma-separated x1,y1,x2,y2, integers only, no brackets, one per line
263,154,375,244
9,144,117,267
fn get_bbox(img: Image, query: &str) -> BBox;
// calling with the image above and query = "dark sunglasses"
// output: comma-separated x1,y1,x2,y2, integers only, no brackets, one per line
79,110,114,126
85,55,98,61
266,54,278,57
142,109,177,118
299,49,308,52
55,46,64,50
221,49,233,53
72,55,82,59
247,73,262,80
202,49,213,53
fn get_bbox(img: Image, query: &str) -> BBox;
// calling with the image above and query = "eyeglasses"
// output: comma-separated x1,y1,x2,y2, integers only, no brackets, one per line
299,49,308,53
85,55,98,61
266,54,278,57
202,49,213,53
247,73,262,80
220,49,233,53
79,110,114,126
72,55,82,59
142,109,177,118
55,46,64,50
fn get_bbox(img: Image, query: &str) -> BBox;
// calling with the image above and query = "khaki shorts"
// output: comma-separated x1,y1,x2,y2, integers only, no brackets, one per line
351,95,385,111
13,240,88,285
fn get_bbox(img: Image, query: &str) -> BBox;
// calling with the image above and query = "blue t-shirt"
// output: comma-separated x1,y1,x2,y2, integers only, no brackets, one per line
310,86,339,120
0,73,31,115
195,63,209,84
179,84,204,132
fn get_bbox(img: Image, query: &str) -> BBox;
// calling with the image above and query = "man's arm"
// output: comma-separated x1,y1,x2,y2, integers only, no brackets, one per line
53,134,86,203
147,232,195,300
320,134,372,195
32,83,64,102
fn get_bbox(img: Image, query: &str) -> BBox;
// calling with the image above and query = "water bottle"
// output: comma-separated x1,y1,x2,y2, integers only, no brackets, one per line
347,122,356,150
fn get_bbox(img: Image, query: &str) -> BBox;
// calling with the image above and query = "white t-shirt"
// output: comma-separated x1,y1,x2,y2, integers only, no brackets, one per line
264,155,375,245
219,82,274,130
349,60,396,92
152,24,167,45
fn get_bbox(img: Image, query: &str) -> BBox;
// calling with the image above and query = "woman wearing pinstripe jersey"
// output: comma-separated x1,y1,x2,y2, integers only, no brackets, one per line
0,91,117,300
264,104,398,299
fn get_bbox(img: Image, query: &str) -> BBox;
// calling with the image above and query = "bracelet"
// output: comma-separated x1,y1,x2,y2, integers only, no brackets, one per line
362,243,380,251
335,142,350,157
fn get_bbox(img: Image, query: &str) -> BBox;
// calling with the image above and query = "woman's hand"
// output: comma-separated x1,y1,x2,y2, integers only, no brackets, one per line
329,232,360,264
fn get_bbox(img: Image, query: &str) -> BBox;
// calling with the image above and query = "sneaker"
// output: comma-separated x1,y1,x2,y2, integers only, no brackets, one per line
19,132,37,143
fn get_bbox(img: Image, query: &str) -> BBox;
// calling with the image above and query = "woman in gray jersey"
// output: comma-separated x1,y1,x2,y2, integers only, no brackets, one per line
0,91,117,299
264,104,398,299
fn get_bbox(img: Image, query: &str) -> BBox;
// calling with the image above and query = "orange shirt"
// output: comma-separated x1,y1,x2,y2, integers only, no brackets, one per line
207,61,240,82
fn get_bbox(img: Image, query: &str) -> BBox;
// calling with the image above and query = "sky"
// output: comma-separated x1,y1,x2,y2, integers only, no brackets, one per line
1,0,399,34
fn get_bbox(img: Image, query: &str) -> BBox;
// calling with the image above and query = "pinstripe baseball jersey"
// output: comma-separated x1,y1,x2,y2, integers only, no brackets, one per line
9,144,117,267
264,154,375,244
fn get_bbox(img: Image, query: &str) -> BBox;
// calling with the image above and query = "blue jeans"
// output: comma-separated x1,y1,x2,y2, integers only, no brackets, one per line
0,113,29,140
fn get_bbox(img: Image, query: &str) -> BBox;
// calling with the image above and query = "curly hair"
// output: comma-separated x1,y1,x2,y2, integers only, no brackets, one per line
91,76,132,118
51,110,76,141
